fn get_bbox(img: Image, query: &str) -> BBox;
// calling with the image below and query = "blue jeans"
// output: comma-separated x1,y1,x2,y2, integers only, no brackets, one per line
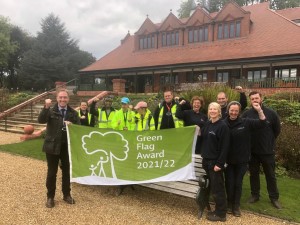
225,163,248,208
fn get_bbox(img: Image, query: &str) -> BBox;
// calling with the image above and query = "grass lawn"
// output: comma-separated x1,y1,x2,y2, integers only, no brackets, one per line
0,139,299,223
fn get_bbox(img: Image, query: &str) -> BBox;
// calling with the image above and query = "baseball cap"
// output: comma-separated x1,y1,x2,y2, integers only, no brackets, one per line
121,97,130,104
134,101,147,110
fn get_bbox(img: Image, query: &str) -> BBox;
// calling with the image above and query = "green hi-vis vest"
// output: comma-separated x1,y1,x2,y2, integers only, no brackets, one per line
157,103,183,130
78,110,92,125
98,108,116,128
134,111,155,131
111,109,135,131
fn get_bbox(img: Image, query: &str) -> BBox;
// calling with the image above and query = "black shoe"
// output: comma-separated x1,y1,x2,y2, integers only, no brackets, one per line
227,202,232,214
233,208,241,217
247,196,259,203
46,198,54,208
206,212,226,222
271,199,282,209
63,195,75,204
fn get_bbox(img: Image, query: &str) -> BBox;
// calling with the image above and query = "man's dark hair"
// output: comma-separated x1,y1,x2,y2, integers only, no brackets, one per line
248,91,262,98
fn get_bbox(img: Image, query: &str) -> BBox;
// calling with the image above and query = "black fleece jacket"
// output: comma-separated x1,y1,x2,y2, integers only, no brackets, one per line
199,119,230,168
242,105,281,155
224,117,266,164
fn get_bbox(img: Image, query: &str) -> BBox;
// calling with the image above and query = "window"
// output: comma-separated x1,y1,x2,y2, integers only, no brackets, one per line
160,74,178,84
139,34,155,50
162,31,179,47
247,70,267,81
218,20,241,40
198,73,208,82
188,26,209,43
275,68,297,79
218,24,223,39
217,72,229,82
236,21,241,37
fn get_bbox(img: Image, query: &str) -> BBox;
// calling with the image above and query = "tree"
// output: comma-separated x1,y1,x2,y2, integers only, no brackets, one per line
0,16,17,88
177,0,197,19
19,13,95,91
6,26,33,89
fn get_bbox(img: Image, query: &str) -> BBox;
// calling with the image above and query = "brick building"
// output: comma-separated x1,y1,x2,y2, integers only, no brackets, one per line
78,1,300,94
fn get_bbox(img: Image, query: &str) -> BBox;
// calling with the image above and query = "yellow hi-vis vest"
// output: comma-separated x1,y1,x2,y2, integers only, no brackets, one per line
98,108,116,129
111,109,135,131
78,110,92,125
134,111,155,131
157,103,183,130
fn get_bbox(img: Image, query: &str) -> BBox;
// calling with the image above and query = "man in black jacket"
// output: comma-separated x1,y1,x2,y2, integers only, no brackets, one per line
242,91,281,209
217,86,247,119
38,90,80,208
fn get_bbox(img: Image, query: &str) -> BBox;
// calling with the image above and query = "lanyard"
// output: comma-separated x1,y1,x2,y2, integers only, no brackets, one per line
123,111,128,126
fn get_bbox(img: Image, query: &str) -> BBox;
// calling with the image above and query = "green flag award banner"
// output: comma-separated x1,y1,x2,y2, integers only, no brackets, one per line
67,124,198,185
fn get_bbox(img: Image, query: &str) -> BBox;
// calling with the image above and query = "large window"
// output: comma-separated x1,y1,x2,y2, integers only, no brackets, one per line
188,26,208,43
218,20,241,40
187,72,207,82
217,72,229,82
247,70,267,81
139,34,155,50
160,74,178,84
162,31,179,47
275,68,297,79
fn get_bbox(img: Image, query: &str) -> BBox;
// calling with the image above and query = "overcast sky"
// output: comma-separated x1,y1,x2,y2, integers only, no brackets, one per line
0,0,183,59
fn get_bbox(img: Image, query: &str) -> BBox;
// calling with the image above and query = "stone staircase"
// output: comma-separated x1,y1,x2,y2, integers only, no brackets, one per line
0,93,88,134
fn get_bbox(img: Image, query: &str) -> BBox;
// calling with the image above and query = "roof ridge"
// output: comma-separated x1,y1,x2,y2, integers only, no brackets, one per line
268,7,300,27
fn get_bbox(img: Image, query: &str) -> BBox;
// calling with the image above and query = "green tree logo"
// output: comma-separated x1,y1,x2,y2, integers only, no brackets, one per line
82,131,129,179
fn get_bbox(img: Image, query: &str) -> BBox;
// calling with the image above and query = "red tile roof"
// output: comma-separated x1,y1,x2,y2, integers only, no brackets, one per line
81,2,300,72
276,7,300,21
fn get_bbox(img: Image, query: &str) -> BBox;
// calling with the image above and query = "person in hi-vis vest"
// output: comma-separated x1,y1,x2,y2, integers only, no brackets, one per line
90,97,116,128
153,90,182,130
111,97,135,131
78,101,95,127
133,101,155,131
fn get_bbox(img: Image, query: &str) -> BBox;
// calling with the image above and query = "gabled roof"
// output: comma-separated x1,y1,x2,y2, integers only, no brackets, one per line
158,12,183,31
185,6,212,27
80,2,300,72
135,17,157,35
275,7,300,21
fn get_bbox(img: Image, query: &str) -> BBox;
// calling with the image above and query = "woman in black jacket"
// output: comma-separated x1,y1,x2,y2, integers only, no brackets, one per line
199,102,230,222
175,96,208,154
224,101,266,217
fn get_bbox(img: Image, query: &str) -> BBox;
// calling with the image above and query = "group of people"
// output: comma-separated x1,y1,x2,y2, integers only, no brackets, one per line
39,88,281,223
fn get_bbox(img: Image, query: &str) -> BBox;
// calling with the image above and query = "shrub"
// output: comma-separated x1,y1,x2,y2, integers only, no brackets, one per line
275,123,300,176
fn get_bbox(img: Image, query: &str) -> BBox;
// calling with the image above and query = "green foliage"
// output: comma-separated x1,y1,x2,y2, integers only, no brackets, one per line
241,174,300,222
264,99,300,125
180,83,242,113
18,13,96,91
5,92,34,109
275,123,300,175
177,0,196,18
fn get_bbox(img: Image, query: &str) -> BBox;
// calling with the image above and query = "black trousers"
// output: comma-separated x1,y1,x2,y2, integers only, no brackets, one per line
46,141,71,198
203,159,227,217
249,153,279,200
225,163,248,208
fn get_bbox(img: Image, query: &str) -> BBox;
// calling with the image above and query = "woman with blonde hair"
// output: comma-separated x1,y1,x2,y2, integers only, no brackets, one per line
198,102,229,222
